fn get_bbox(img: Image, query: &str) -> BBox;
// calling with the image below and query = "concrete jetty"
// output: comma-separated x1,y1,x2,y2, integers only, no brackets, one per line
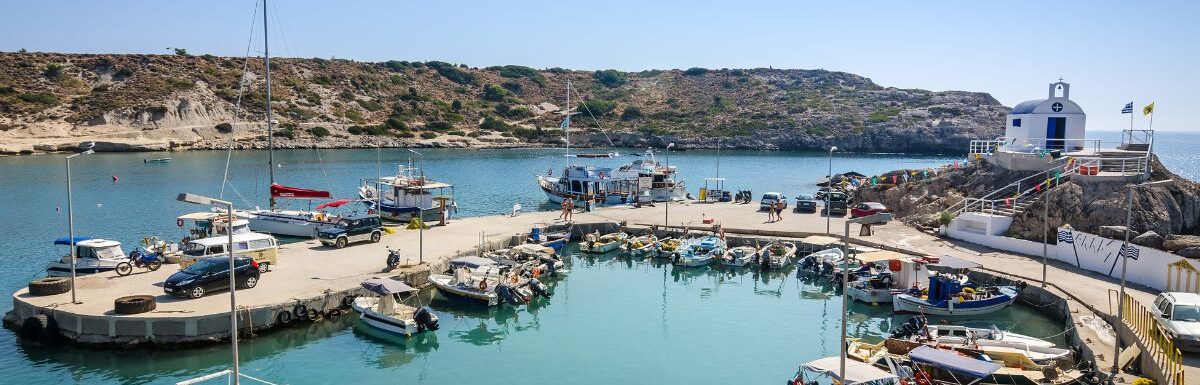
5,200,1195,382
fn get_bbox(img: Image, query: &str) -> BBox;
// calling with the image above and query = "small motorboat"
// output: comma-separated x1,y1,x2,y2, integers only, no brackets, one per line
848,271,902,304
143,157,172,163
351,278,439,337
758,241,797,269
721,245,757,267
621,234,659,257
892,275,1020,316
428,267,501,306
46,236,129,277
486,244,566,277
795,247,845,276
787,355,900,385
655,238,681,257
580,231,628,254
673,235,726,267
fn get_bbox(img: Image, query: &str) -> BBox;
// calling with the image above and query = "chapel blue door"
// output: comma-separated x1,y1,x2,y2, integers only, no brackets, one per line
1046,117,1066,150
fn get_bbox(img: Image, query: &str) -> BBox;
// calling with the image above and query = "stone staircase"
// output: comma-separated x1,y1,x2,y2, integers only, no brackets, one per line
948,158,1096,218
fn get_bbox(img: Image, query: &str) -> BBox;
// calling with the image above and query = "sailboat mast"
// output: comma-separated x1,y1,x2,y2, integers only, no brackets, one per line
565,80,571,166
263,0,276,210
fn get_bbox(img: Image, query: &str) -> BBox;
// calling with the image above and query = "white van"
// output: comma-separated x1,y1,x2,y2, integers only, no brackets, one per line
180,232,279,273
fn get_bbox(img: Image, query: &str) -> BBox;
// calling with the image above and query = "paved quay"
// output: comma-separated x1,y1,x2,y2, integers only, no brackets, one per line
6,200,1195,380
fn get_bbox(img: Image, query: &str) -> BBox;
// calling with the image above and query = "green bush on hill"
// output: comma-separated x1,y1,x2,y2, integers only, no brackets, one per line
17,92,58,106
420,132,438,139
480,116,514,131
426,61,476,85
489,65,546,85
272,129,295,139
310,126,330,138
425,121,453,131
592,70,626,87
482,84,509,101
577,99,615,116
215,123,234,133
683,67,708,76
620,106,643,121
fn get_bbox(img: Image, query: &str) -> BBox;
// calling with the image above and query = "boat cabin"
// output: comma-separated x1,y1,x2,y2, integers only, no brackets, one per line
360,165,456,222
47,236,128,276
177,212,250,241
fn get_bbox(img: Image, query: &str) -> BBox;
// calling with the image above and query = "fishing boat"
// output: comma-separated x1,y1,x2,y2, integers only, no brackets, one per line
721,245,758,267
486,244,566,277
796,247,846,276
672,235,726,267
360,164,456,222
758,240,797,269
46,236,129,277
580,231,628,254
143,157,172,163
787,356,900,385
351,278,439,337
614,149,686,201
656,237,681,257
892,275,1020,316
621,234,660,257
846,252,932,304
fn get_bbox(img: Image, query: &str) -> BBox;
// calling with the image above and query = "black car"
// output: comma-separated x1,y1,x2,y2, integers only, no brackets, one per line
793,194,818,213
164,256,260,299
824,191,849,216
318,215,385,248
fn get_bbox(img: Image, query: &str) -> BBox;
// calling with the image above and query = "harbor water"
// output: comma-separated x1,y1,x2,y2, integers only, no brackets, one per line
2,132,1198,384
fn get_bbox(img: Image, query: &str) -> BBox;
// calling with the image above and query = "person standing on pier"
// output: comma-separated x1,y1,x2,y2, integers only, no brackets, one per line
559,198,570,221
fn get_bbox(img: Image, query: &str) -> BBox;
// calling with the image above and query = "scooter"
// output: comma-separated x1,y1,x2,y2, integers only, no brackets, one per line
384,247,402,271
117,248,163,276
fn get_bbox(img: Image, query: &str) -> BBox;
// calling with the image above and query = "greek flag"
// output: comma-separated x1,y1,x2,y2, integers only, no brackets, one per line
1121,102,1133,114
560,116,570,130
1119,244,1140,260
1057,230,1073,243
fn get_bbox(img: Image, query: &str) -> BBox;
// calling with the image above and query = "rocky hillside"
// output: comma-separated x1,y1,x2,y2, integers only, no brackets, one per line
0,52,1008,154
857,156,1200,247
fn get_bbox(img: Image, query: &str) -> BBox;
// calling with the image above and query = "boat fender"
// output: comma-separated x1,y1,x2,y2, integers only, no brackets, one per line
177,218,184,227
276,310,293,324
509,275,519,285
19,314,59,343
307,309,322,322
532,267,542,277
1017,281,1028,290
341,296,356,308
478,280,488,291
327,309,341,319
293,304,308,320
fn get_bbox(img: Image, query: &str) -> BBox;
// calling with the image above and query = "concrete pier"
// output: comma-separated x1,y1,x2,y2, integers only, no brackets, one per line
5,200,1195,381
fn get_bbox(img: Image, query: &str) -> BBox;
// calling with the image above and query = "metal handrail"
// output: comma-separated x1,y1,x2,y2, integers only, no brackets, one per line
1120,293,1185,385
946,157,1078,216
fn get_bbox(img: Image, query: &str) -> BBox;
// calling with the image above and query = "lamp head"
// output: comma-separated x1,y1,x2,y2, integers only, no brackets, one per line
177,193,214,206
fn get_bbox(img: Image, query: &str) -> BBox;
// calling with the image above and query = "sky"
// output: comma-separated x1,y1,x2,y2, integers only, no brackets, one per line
1,1,1196,132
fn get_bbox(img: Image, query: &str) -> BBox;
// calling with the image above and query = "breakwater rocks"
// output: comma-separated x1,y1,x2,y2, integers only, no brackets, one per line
857,155,1200,253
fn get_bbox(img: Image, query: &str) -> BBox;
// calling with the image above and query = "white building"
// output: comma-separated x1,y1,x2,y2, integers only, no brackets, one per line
1003,80,1087,152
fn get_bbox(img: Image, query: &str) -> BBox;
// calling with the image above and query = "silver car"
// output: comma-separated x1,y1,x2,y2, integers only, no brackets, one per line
1150,292,1200,351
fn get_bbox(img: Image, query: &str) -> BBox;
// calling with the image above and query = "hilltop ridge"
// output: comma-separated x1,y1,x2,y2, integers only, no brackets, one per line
0,52,1008,154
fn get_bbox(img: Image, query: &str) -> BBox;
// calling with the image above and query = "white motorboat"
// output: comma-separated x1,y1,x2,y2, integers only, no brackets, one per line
360,164,455,222
673,235,726,267
848,274,902,304
580,231,628,254
721,245,757,267
351,278,439,337
758,241,797,269
621,234,660,257
46,236,128,277
428,268,500,306
796,247,846,276
890,318,1057,349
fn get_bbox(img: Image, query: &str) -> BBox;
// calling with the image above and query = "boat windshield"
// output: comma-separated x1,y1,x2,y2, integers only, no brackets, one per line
182,259,216,275
1174,305,1200,321
79,245,124,259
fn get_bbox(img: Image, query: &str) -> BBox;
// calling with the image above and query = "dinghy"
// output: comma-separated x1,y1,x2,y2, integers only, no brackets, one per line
621,234,659,257
580,231,628,254
758,241,797,269
722,245,757,267
673,235,726,267
351,278,439,337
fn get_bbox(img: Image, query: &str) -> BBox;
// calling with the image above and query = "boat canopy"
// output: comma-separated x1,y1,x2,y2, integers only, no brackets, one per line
315,199,352,210
927,255,983,270
801,235,840,245
54,235,94,245
270,183,332,199
361,278,417,295
856,250,912,263
908,345,1002,379
449,256,497,269
802,356,898,385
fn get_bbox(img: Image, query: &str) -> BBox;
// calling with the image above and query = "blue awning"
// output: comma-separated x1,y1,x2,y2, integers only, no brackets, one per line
54,236,94,245
908,346,1002,379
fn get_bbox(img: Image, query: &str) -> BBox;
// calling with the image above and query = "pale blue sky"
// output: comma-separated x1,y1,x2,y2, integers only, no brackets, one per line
2,1,1196,132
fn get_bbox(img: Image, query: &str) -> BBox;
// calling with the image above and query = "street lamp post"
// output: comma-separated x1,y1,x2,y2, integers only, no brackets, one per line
408,149,425,264
1112,179,1171,376
1042,181,1050,288
827,146,838,234
65,148,94,304
665,143,674,230
176,193,239,385
840,212,892,385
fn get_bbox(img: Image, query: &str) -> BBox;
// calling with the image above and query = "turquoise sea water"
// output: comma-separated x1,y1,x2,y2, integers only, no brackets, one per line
1,133,1196,384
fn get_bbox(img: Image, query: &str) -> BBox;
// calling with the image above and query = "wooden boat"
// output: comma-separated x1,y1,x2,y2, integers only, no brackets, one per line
758,241,797,269
143,157,172,163
892,275,1019,316
621,234,659,257
722,245,758,267
656,238,681,257
580,231,628,254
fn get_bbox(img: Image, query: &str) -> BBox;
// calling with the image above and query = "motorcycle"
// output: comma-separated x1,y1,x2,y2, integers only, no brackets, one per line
117,248,164,276
385,247,402,271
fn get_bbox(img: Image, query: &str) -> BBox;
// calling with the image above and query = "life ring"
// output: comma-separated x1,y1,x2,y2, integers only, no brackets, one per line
177,218,184,227
532,267,542,277
510,275,519,285
478,280,488,291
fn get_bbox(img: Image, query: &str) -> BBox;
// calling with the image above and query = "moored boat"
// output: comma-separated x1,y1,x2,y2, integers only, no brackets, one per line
672,235,726,267
351,278,439,337
892,275,1020,316
580,231,628,254
360,164,456,223
722,245,757,267
621,234,659,257
244,184,343,238
758,241,797,269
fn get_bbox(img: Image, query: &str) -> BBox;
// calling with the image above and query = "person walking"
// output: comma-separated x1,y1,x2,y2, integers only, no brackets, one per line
766,201,776,223
774,200,784,222
566,198,575,221
559,198,570,221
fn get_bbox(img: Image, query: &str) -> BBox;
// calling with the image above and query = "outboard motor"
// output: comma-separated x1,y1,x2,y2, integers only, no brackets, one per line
798,256,815,271
413,307,439,332
495,283,521,305
528,277,551,298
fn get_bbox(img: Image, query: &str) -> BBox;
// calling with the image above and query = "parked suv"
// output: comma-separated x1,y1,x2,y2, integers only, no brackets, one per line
759,192,787,211
1151,292,1200,352
824,191,848,216
163,256,259,299
318,215,384,248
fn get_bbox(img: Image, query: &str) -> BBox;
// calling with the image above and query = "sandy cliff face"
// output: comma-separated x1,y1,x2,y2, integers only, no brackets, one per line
1,52,1007,154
